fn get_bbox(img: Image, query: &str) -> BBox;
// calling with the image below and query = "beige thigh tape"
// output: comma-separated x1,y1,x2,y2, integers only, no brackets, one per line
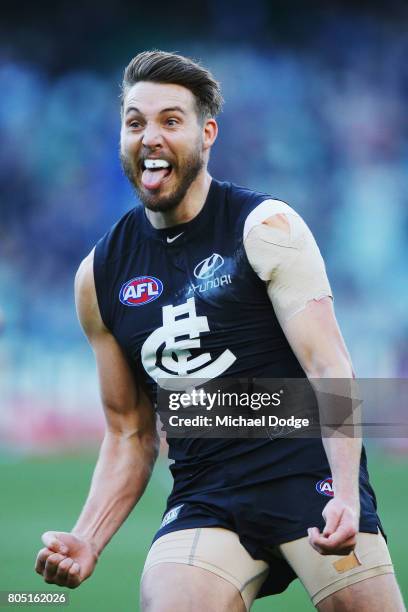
279,530,394,606
142,527,269,610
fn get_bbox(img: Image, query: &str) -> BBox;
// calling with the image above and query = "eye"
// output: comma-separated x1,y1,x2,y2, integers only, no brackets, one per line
166,118,179,127
128,119,143,129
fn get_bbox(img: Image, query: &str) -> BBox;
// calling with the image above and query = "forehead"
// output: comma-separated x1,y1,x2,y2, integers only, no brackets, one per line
123,81,196,115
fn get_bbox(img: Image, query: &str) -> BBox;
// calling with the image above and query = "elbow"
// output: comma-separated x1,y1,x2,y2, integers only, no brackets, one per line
148,429,160,464
139,426,160,470
104,425,160,466
304,354,354,379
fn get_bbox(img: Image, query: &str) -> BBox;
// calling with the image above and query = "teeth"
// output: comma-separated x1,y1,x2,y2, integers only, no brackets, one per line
144,159,170,169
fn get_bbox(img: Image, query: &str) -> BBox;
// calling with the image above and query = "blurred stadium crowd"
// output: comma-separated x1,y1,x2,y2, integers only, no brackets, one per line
0,3,407,451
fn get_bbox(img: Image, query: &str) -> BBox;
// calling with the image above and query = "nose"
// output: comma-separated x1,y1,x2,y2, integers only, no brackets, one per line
141,122,163,148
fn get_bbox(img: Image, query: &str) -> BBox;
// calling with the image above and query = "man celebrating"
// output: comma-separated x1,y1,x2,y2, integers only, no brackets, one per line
35,51,404,611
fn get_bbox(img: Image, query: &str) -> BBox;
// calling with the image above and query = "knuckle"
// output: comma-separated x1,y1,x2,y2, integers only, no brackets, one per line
37,550,50,563
67,579,80,589
48,553,63,566
55,568,67,579
56,566,71,579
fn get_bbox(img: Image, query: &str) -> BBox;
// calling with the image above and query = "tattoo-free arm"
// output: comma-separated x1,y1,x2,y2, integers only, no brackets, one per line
72,250,159,556
245,211,361,555
35,251,159,589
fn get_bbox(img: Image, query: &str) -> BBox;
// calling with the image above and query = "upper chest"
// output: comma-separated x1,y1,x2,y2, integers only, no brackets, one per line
108,226,268,344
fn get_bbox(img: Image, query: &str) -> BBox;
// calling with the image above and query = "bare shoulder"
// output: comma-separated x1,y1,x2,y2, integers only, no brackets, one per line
75,249,104,339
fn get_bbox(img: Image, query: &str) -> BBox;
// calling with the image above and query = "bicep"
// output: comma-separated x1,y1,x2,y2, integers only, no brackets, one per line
75,251,155,436
244,211,352,376
281,297,353,377
92,330,155,436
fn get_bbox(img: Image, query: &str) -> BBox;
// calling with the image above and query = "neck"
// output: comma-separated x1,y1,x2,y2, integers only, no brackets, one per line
145,170,212,229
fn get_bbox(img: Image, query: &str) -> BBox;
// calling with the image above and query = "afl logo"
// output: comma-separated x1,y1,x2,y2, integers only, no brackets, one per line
119,276,163,307
316,477,334,497
194,253,224,280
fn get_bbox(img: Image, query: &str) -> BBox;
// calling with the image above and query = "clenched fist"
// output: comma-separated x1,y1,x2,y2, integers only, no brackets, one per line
308,497,360,556
35,531,98,589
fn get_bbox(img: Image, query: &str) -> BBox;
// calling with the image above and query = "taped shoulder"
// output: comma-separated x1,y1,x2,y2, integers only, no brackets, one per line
243,200,333,322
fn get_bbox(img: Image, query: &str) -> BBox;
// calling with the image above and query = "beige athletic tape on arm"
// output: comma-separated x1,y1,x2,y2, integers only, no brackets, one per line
243,200,333,322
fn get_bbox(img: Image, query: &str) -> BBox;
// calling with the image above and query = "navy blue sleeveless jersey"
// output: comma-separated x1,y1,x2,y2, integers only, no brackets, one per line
94,178,383,598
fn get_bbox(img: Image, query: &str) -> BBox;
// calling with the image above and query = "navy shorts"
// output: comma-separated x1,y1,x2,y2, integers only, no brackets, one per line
152,439,384,598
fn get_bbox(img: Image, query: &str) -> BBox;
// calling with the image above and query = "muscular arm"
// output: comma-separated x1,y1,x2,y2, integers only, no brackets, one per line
72,250,159,553
280,297,361,555
245,206,361,555
35,250,159,587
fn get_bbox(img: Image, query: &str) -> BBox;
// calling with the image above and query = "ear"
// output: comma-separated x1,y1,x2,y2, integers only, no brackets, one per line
202,118,218,150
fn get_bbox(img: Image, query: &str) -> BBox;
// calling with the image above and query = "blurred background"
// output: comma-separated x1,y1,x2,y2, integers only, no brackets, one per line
1,0,407,610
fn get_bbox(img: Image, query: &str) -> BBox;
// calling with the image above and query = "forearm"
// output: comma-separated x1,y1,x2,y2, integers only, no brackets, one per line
71,429,159,556
322,434,361,501
309,362,362,502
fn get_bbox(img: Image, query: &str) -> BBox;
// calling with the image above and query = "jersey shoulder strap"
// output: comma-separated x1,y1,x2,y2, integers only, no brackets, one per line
225,181,287,242
93,206,143,330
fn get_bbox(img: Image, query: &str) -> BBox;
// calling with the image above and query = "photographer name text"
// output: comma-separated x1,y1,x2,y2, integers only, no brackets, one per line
167,415,310,429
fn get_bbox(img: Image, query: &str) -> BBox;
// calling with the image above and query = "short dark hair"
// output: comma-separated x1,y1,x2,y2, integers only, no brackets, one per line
121,50,223,120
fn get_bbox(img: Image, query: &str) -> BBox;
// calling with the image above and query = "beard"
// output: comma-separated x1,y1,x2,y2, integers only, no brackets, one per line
120,144,204,213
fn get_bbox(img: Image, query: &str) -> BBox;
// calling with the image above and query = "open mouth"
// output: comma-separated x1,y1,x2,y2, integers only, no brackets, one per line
141,158,173,190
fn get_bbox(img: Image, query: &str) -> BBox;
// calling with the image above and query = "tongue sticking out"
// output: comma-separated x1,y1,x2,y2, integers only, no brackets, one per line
142,168,171,190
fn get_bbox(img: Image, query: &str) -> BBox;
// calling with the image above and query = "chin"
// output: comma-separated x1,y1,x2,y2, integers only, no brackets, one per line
140,189,181,213
144,198,181,213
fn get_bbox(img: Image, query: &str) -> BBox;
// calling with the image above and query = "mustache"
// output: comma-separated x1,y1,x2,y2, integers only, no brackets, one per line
140,153,174,163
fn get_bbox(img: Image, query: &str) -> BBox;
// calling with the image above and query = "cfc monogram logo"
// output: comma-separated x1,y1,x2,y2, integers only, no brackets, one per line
141,297,236,390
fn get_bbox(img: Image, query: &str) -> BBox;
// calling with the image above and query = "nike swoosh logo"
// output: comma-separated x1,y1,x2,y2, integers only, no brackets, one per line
166,232,184,244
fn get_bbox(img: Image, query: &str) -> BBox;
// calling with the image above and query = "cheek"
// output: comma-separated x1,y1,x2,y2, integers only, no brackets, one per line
174,134,203,160
120,131,140,156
